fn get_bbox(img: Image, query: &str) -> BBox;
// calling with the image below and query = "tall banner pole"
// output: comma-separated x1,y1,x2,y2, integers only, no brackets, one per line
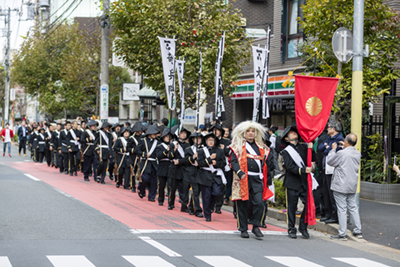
262,25,271,120
196,48,202,131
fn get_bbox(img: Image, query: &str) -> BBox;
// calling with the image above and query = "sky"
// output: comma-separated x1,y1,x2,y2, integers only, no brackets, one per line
0,0,34,62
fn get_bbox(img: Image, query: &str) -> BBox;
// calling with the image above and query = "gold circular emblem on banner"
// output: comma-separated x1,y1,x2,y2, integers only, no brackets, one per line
306,97,323,116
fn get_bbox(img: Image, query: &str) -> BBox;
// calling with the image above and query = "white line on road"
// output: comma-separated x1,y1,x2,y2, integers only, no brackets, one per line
47,255,96,267
138,236,182,257
265,256,324,267
332,257,391,267
0,257,12,267
53,188,73,198
24,173,41,181
130,229,288,235
122,256,176,267
196,256,252,267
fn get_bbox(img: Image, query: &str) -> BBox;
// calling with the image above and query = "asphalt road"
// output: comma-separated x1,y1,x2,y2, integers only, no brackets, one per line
0,148,399,267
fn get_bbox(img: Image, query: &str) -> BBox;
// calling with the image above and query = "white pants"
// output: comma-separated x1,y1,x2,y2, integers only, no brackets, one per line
333,191,362,237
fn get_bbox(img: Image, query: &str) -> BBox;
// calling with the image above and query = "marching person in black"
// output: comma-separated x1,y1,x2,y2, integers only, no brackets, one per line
128,122,143,193
185,131,204,218
156,128,173,206
59,121,72,174
197,132,226,222
222,126,233,206
135,125,159,201
29,126,38,162
81,120,98,181
168,125,191,211
95,122,113,184
43,123,53,167
114,127,132,189
109,123,123,181
37,127,46,163
68,121,81,176
281,126,316,239
49,123,60,169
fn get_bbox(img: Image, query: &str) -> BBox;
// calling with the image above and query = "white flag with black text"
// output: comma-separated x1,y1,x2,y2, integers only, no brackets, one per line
252,46,267,122
158,37,176,110
176,59,185,131
215,32,226,121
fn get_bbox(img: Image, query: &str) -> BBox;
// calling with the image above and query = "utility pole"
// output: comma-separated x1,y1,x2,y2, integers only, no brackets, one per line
4,7,11,125
100,0,110,122
351,0,366,206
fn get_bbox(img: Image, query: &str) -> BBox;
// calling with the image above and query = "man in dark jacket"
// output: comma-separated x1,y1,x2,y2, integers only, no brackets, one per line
18,120,28,156
156,128,172,206
317,120,344,224
114,127,132,189
68,121,81,176
95,122,113,184
81,120,98,181
282,126,316,239
128,122,143,193
135,125,159,201
59,121,72,174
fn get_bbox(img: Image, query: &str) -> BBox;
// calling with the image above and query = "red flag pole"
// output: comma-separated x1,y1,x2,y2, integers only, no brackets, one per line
306,147,316,225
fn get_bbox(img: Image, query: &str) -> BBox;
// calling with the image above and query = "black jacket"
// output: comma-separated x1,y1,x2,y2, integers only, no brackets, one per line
68,129,81,152
113,137,131,171
37,133,46,152
18,126,29,139
184,145,200,184
135,136,158,174
128,134,141,165
156,142,171,177
50,130,60,150
59,129,71,153
168,141,190,180
282,143,316,191
94,130,113,160
81,129,98,157
197,146,225,187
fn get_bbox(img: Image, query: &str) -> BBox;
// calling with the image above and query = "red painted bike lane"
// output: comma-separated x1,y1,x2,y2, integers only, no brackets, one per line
9,162,286,233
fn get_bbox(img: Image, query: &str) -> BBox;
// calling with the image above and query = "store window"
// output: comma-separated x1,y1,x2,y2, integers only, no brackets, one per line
282,0,305,61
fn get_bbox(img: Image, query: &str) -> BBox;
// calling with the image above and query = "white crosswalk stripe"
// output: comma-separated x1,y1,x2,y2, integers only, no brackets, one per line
47,255,96,267
0,257,12,267
332,257,392,267
195,256,252,267
265,256,324,267
123,256,176,267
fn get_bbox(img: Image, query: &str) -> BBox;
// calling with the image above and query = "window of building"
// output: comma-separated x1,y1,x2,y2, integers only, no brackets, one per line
282,0,305,61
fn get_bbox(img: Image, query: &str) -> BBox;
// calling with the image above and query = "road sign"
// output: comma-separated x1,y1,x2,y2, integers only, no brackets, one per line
332,27,353,63
100,85,109,120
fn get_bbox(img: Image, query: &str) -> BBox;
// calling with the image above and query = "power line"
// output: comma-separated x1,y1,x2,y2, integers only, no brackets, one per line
48,0,71,19
46,0,78,30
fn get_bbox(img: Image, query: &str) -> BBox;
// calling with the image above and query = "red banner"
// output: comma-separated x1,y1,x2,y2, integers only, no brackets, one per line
295,75,339,225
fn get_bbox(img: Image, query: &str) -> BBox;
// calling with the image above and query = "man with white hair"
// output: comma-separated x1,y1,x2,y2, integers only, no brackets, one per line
230,121,274,239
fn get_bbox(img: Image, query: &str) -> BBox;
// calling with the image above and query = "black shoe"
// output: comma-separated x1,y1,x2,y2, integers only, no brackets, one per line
319,217,329,222
233,212,237,219
205,218,211,222
180,207,189,213
101,181,105,184
131,187,136,193
261,223,267,228
74,172,77,176
195,212,204,218
124,186,129,190
299,229,310,239
252,226,264,239
84,177,89,181
65,170,69,175
215,209,222,214
330,235,347,241
240,231,249,238
188,210,195,215
352,232,363,239
168,205,174,210
70,172,73,176
109,175,113,181
148,199,155,202
325,219,338,224
116,184,120,188
288,231,297,239
158,202,163,206
138,192,144,199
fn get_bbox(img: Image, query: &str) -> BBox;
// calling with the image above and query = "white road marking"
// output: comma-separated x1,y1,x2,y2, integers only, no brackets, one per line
47,255,96,267
0,257,12,267
24,173,41,181
138,236,181,257
53,188,73,198
265,256,324,267
332,257,391,267
123,256,175,267
130,229,287,235
196,256,252,267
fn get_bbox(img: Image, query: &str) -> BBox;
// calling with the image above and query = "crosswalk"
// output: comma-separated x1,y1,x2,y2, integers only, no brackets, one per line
0,255,393,267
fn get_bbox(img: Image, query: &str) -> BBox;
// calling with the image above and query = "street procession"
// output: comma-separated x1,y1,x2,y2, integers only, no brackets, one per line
1,0,400,266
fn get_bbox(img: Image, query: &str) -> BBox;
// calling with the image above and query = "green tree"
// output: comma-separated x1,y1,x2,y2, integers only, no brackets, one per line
298,0,400,132
110,0,251,109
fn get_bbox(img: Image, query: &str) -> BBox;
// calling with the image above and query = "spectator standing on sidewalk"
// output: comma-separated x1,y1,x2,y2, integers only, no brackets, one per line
327,133,362,241
18,120,29,156
1,123,14,157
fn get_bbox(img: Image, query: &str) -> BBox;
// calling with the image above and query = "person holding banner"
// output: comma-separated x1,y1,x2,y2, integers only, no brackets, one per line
281,126,316,239
136,125,160,202
229,121,273,239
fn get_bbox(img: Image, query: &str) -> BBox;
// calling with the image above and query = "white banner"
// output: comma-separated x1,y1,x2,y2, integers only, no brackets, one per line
176,59,185,130
262,26,271,119
214,31,226,121
158,37,176,110
252,46,267,122
100,85,109,121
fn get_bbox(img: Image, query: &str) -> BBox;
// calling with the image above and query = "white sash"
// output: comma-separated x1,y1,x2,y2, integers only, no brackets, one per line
100,130,109,146
120,137,127,147
86,129,95,140
148,139,158,157
131,135,139,146
191,145,197,154
246,142,263,179
55,130,60,139
39,133,45,141
161,143,168,150
46,128,51,139
173,141,185,158
284,145,318,190
64,129,68,136
112,132,118,139
203,147,227,185
69,129,81,149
